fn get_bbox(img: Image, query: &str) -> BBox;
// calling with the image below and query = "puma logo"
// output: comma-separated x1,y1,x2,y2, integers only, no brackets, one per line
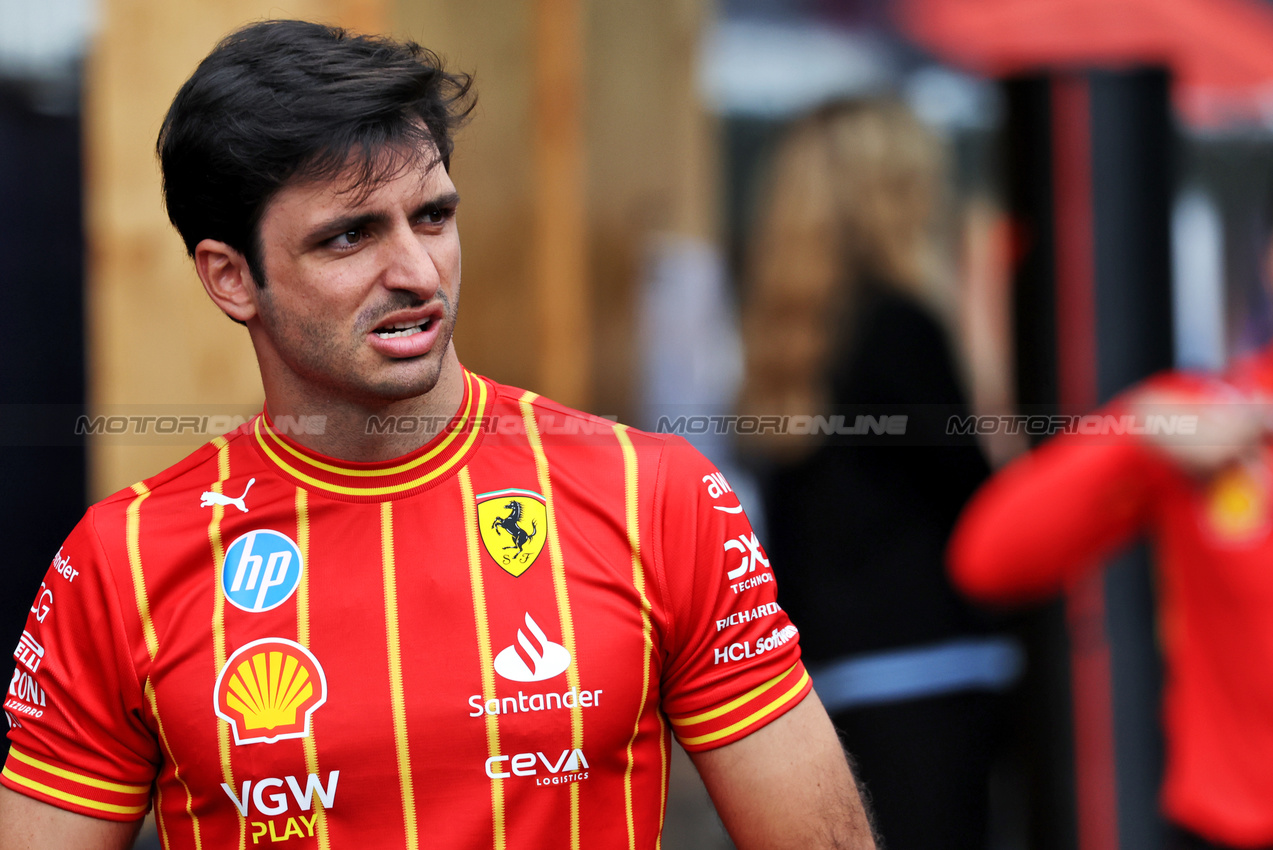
200,478,256,513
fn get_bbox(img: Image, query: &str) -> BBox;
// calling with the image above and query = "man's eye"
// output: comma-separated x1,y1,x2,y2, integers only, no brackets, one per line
421,207,453,226
334,230,363,246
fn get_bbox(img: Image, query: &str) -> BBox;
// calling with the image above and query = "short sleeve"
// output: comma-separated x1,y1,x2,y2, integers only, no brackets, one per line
655,439,811,752
1,512,157,821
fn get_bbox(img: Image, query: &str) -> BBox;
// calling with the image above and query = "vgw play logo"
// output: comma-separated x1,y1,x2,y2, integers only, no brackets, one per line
222,530,303,613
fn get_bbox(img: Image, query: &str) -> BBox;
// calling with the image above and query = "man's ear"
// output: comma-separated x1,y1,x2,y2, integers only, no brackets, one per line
194,239,260,322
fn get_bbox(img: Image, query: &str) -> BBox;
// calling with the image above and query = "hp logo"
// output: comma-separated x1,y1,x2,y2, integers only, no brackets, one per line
221,530,303,613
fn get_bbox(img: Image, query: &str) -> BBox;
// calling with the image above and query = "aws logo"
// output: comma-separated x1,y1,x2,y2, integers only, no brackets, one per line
214,638,327,746
477,489,548,577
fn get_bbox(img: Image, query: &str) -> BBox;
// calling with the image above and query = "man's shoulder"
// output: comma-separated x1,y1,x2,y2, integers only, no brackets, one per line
479,373,684,450
475,375,720,501
88,426,257,519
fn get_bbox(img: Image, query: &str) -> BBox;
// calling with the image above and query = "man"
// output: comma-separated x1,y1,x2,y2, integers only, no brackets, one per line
0,20,874,850
949,349,1273,848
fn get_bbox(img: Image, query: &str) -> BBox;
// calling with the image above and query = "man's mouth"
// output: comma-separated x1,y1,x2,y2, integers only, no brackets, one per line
374,317,436,339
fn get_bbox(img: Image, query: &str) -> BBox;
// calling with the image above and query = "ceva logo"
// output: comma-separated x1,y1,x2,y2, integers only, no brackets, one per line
485,748,589,781
214,637,327,745
493,613,571,682
222,530,303,613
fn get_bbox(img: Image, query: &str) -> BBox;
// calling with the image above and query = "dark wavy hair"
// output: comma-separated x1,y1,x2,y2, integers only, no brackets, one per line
157,19,475,286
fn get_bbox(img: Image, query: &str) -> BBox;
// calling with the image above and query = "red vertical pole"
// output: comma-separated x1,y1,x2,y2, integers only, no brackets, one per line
1051,73,1121,850
1052,75,1098,414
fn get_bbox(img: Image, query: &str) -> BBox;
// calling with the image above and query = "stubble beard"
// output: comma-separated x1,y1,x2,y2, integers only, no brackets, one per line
260,284,461,409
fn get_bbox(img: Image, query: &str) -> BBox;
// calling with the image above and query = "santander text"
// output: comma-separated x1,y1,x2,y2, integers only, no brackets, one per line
52,548,78,582
468,687,601,718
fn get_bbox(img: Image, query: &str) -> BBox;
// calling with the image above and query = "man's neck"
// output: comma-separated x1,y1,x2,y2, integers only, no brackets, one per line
262,352,467,462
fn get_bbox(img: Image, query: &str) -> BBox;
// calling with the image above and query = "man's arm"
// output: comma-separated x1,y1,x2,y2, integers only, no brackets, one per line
949,384,1269,604
948,432,1166,603
690,692,876,850
0,786,141,850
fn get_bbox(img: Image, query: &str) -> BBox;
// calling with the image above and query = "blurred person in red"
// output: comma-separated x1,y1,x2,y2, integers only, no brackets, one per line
950,235,1273,849
739,99,1019,850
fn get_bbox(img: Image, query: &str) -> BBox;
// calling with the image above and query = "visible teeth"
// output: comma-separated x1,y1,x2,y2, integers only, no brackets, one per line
375,318,434,339
376,325,423,339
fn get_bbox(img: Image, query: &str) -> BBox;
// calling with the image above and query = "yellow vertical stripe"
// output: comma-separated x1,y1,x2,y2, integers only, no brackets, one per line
295,488,311,647
519,393,582,850
204,438,244,850
126,484,202,849
144,681,201,850
460,468,506,850
152,776,168,850
615,425,657,850
126,485,157,658
295,488,331,850
381,502,419,850
655,711,668,848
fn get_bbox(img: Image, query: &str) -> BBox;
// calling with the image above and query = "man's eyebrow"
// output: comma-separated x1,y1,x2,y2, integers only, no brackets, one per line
412,191,461,217
305,211,390,244
304,191,461,245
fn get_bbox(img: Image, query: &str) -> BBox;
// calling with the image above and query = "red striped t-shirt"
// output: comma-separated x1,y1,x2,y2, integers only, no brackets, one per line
2,368,809,848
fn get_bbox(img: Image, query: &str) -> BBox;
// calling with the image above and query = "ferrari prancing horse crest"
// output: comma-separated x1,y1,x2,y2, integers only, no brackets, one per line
477,488,549,577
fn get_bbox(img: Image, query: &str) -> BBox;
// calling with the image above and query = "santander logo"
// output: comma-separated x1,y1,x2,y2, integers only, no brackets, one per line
493,614,571,682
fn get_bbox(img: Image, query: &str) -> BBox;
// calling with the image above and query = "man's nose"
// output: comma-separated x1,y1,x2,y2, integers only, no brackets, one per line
381,222,441,298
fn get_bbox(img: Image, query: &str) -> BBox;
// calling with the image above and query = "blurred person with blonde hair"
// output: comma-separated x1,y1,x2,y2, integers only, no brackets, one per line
740,99,1017,850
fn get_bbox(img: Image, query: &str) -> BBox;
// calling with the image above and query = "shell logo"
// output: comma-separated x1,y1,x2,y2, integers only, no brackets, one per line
214,637,327,746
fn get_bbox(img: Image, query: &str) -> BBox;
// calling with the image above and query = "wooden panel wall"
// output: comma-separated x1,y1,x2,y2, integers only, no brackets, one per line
87,0,715,498
584,0,718,418
86,0,390,499
393,0,540,398
396,0,717,419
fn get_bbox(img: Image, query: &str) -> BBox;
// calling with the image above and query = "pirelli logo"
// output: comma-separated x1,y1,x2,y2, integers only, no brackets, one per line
14,631,44,674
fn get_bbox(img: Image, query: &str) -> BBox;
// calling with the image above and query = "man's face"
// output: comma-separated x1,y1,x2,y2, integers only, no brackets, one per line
248,150,462,409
